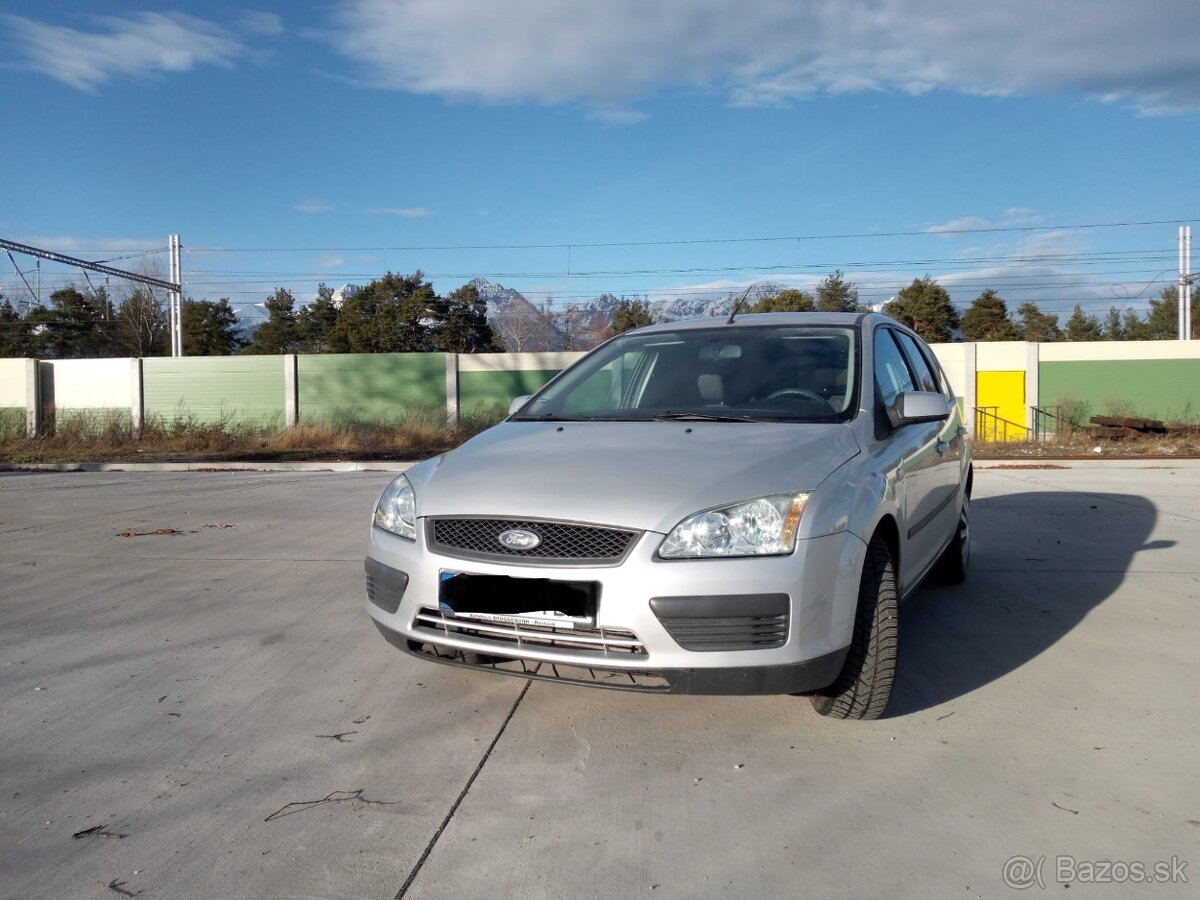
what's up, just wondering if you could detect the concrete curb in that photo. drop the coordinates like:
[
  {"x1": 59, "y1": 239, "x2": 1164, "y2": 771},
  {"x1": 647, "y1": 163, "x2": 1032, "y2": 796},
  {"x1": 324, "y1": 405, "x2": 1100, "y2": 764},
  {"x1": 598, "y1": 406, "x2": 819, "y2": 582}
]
[
  {"x1": 4, "y1": 457, "x2": 1199, "y2": 474},
  {"x1": 0, "y1": 461, "x2": 416, "y2": 473},
  {"x1": 975, "y1": 457, "x2": 1200, "y2": 469}
]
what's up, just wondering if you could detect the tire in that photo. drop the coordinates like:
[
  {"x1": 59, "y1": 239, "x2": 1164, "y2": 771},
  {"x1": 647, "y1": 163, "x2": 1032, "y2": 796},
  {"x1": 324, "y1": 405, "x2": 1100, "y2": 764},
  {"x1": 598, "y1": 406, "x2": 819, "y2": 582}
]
[
  {"x1": 810, "y1": 534, "x2": 898, "y2": 720},
  {"x1": 933, "y1": 492, "x2": 970, "y2": 584}
]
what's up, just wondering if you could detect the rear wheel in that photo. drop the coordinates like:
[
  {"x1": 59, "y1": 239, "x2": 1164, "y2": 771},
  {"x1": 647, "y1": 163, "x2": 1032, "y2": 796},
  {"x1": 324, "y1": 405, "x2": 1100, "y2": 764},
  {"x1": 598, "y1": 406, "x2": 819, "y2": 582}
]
[
  {"x1": 810, "y1": 534, "x2": 898, "y2": 720},
  {"x1": 933, "y1": 493, "x2": 970, "y2": 584}
]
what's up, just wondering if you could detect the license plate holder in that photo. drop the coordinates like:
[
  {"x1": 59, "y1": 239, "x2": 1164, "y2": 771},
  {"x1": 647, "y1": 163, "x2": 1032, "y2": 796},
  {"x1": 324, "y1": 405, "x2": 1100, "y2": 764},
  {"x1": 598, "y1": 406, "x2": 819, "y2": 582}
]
[{"x1": 439, "y1": 571, "x2": 597, "y2": 628}]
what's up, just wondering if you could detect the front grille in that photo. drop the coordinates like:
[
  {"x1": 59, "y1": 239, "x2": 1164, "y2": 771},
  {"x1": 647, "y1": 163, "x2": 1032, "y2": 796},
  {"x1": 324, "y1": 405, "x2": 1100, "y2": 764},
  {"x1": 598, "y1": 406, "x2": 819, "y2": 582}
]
[
  {"x1": 406, "y1": 641, "x2": 669, "y2": 692},
  {"x1": 427, "y1": 517, "x2": 640, "y2": 565},
  {"x1": 413, "y1": 606, "x2": 647, "y2": 657},
  {"x1": 658, "y1": 614, "x2": 789, "y2": 652}
]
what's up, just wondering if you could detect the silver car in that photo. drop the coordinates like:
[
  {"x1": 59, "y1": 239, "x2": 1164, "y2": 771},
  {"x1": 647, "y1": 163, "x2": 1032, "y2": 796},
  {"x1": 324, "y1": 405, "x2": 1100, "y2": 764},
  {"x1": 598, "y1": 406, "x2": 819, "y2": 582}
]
[{"x1": 365, "y1": 312, "x2": 971, "y2": 719}]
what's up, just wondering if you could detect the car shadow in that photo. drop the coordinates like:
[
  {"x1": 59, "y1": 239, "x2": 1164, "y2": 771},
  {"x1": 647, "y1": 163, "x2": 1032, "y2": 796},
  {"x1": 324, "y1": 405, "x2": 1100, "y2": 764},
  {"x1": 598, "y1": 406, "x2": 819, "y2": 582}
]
[{"x1": 887, "y1": 489, "x2": 1171, "y2": 717}]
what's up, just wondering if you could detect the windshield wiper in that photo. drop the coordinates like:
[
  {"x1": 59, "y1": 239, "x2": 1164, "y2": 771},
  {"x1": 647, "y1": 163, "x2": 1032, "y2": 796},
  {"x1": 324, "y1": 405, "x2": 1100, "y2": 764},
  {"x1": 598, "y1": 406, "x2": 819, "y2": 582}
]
[{"x1": 652, "y1": 411, "x2": 761, "y2": 423}]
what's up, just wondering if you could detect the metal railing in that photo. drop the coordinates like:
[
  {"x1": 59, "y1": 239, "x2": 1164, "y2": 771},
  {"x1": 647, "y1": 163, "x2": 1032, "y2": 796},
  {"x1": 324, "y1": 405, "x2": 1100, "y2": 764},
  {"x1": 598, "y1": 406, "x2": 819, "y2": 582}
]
[
  {"x1": 973, "y1": 406, "x2": 1028, "y2": 442},
  {"x1": 1031, "y1": 405, "x2": 1063, "y2": 441}
]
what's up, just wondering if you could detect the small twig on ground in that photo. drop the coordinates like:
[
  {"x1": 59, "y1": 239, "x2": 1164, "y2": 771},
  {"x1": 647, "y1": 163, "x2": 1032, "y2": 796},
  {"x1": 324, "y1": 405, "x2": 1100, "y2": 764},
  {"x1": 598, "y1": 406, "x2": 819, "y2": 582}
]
[
  {"x1": 264, "y1": 788, "x2": 403, "y2": 822},
  {"x1": 116, "y1": 528, "x2": 182, "y2": 538},
  {"x1": 102, "y1": 878, "x2": 137, "y2": 896},
  {"x1": 73, "y1": 825, "x2": 127, "y2": 839},
  {"x1": 935, "y1": 711, "x2": 955, "y2": 721},
  {"x1": 202, "y1": 523, "x2": 237, "y2": 529},
  {"x1": 265, "y1": 789, "x2": 357, "y2": 822},
  {"x1": 315, "y1": 731, "x2": 357, "y2": 742},
  {"x1": 352, "y1": 715, "x2": 370, "y2": 724},
  {"x1": 1052, "y1": 801, "x2": 1080, "y2": 815}
]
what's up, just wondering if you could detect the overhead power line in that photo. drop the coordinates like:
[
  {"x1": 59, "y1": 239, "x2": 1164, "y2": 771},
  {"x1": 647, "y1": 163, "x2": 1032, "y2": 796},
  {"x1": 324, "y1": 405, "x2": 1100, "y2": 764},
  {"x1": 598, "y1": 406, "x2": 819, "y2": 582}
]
[{"x1": 184, "y1": 217, "x2": 1197, "y2": 254}]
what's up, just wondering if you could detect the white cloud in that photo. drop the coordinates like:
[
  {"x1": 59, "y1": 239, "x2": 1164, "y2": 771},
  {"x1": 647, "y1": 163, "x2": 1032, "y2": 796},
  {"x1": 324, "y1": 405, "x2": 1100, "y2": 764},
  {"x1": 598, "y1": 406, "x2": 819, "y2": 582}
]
[
  {"x1": 926, "y1": 217, "x2": 998, "y2": 235},
  {"x1": 294, "y1": 200, "x2": 334, "y2": 214},
  {"x1": 18, "y1": 235, "x2": 164, "y2": 255},
  {"x1": 586, "y1": 106, "x2": 649, "y2": 125},
  {"x1": 364, "y1": 207, "x2": 431, "y2": 217},
  {"x1": 316, "y1": 256, "x2": 346, "y2": 268},
  {"x1": 331, "y1": 0, "x2": 1200, "y2": 113},
  {"x1": 237, "y1": 11, "x2": 284, "y2": 37},
  {"x1": 4, "y1": 12, "x2": 245, "y2": 92},
  {"x1": 926, "y1": 210, "x2": 1048, "y2": 235}
]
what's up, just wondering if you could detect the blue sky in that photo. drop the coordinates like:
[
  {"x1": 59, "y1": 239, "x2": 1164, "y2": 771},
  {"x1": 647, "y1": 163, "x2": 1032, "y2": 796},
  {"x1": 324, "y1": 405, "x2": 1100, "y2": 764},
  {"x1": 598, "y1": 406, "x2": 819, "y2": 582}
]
[{"x1": 1, "y1": 1, "x2": 1197, "y2": 325}]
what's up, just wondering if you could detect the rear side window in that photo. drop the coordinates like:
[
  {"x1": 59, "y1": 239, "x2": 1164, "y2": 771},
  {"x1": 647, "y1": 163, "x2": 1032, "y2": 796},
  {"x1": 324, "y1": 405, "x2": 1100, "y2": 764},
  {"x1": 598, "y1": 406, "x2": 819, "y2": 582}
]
[
  {"x1": 894, "y1": 332, "x2": 940, "y2": 394},
  {"x1": 873, "y1": 329, "x2": 915, "y2": 405}
]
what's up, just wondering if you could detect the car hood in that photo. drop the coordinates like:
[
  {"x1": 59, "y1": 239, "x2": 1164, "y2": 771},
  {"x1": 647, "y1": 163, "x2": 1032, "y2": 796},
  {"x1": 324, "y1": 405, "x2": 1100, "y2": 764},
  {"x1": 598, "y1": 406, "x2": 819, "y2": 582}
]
[{"x1": 409, "y1": 420, "x2": 860, "y2": 534}]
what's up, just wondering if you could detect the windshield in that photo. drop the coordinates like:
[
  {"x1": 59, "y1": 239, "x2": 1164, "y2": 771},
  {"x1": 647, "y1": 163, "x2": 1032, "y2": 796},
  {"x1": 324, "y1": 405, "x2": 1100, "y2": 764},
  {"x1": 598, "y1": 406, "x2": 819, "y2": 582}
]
[{"x1": 512, "y1": 324, "x2": 859, "y2": 423}]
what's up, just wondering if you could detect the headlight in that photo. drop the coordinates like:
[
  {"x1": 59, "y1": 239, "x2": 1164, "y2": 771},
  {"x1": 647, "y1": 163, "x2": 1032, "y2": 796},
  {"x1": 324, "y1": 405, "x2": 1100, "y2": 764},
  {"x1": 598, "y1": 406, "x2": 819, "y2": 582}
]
[
  {"x1": 373, "y1": 474, "x2": 417, "y2": 540},
  {"x1": 658, "y1": 493, "x2": 808, "y2": 559}
]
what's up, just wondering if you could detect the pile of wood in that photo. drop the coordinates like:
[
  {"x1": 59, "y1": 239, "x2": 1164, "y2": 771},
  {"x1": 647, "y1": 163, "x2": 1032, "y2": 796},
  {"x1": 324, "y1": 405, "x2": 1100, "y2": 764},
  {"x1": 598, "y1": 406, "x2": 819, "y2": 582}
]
[{"x1": 1089, "y1": 415, "x2": 1199, "y2": 440}]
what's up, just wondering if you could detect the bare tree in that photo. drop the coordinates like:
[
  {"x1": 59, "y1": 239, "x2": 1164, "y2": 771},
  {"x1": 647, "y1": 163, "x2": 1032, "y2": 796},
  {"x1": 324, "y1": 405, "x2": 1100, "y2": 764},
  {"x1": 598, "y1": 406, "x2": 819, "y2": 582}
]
[
  {"x1": 109, "y1": 261, "x2": 169, "y2": 357},
  {"x1": 556, "y1": 303, "x2": 590, "y2": 351}
]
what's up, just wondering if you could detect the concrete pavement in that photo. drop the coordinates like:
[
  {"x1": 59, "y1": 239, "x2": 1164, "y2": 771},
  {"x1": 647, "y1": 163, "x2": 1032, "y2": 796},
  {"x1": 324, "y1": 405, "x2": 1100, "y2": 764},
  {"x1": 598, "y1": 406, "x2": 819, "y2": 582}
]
[{"x1": 0, "y1": 467, "x2": 1197, "y2": 899}]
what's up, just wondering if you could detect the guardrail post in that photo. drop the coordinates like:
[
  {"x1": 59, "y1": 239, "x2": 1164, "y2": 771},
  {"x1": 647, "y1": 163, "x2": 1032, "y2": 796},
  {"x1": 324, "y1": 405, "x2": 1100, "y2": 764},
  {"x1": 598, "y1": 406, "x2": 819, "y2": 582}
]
[
  {"x1": 24, "y1": 358, "x2": 40, "y2": 438},
  {"x1": 1025, "y1": 342, "x2": 1040, "y2": 435},
  {"x1": 284, "y1": 354, "x2": 298, "y2": 427},
  {"x1": 131, "y1": 358, "x2": 144, "y2": 437},
  {"x1": 445, "y1": 354, "x2": 459, "y2": 427},
  {"x1": 963, "y1": 343, "x2": 977, "y2": 436}
]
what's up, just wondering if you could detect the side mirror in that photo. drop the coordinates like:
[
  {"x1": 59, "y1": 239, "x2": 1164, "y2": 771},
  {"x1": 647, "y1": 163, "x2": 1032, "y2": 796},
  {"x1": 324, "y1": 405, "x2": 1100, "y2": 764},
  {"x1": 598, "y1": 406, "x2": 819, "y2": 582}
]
[
  {"x1": 892, "y1": 390, "x2": 950, "y2": 426},
  {"x1": 507, "y1": 395, "x2": 532, "y2": 416}
]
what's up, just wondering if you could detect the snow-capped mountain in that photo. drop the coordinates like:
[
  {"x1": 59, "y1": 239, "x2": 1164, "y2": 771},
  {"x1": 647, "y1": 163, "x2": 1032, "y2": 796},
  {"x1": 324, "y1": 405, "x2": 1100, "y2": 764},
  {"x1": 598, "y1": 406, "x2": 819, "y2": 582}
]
[{"x1": 331, "y1": 283, "x2": 361, "y2": 309}]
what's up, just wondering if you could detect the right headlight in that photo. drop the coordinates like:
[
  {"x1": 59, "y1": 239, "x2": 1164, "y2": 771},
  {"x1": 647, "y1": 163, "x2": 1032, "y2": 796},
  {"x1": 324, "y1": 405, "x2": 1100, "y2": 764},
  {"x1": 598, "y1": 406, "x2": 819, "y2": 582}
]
[
  {"x1": 658, "y1": 492, "x2": 808, "y2": 559},
  {"x1": 373, "y1": 474, "x2": 417, "y2": 540}
]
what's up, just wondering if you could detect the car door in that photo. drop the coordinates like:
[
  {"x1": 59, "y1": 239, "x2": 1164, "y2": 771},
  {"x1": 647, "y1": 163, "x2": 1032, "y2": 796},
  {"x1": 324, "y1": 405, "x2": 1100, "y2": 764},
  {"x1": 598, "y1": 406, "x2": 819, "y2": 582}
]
[
  {"x1": 872, "y1": 326, "x2": 946, "y2": 589},
  {"x1": 893, "y1": 330, "x2": 962, "y2": 554}
]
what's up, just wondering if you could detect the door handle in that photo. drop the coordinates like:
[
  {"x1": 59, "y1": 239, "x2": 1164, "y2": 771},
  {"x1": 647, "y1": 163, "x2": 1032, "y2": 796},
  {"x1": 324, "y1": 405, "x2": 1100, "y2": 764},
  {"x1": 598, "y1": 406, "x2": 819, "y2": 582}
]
[{"x1": 936, "y1": 439, "x2": 949, "y2": 454}]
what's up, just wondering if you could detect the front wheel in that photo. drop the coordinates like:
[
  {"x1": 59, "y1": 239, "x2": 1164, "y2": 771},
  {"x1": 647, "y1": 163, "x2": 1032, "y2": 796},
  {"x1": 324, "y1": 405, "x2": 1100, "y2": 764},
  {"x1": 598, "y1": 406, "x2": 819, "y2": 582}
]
[{"x1": 810, "y1": 534, "x2": 898, "y2": 720}]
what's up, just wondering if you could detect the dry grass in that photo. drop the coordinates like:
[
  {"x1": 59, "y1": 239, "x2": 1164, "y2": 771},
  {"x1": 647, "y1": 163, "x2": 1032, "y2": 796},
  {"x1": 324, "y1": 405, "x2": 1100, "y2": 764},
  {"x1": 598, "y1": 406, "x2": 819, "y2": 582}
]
[
  {"x1": 976, "y1": 430, "x2": 1200, "y2": 458},
  {"x1": 6, "y1": 403, "x2": 1200, "y2": 464},
  {"x1": 0, "y1": 405, "x2": 505, "y2": 463}
]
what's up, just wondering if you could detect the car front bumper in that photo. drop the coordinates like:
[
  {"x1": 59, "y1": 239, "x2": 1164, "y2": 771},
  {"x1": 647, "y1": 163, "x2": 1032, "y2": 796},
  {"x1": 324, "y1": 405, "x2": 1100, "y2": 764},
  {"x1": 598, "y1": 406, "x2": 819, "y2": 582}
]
[{"x1": 365, "y1": 522, "x2": 865, "y2": 696}]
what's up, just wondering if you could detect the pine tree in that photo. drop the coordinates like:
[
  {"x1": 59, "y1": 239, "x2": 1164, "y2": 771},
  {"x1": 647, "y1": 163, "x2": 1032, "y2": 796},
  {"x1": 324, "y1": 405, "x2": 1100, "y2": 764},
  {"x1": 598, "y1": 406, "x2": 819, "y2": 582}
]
[
  {"x1": 245, "y1": 288, "x2": 299, "y2": 354},
  {"x1": 183, "y1": 298, "x2": 242, "y2": 355},
  {"x1": 751, "y1": 288, "x2": 815, "y2": 313},
  {"x1": 1102, "y1": 307, "x2": 1123, "y2": 341},
  {"x1": 34, "y1": 286, "x2": 112, "y2": 358},
  {"x1": 329, "y1": 272, "x2": 436, "y2": 353},
  {"x1": 0, "y1": 300, "x2": 34, "y2": 357},
  {"x1": 608, "y1": 298, "x2": 657, "y2": 336},
  {"x1": 815, "y1": 270, "x2": 860, "y2": 312},
  {"x1": 430, "y1": 283, "x2": 500, "y2": 353},
  {"x1": 960, "y1": 290, "x2": 1021, "y2": 341},
  {"x1": 296, "y1": 284, "x2": 341, "y2": 353},
  {"x1": 886, "y1": 276, "x2": 959, "y2": 343},
  {"x1": 1063, "y1": 305, "x2": 1102, "y2": 341},
  {"x1": 1017, "y1": 302, "x2": 1060, "y2": 342},
  {"x1": 1121, "y1": 308, "x2": 1149, "y2": 341}
]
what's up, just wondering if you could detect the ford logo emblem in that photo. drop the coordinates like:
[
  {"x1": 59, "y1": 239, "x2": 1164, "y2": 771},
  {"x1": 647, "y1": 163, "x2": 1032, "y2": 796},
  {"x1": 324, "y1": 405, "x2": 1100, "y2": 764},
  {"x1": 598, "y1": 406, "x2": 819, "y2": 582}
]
[{"x1": 498, "y1": 528, "x2": 541, "y2": 550}]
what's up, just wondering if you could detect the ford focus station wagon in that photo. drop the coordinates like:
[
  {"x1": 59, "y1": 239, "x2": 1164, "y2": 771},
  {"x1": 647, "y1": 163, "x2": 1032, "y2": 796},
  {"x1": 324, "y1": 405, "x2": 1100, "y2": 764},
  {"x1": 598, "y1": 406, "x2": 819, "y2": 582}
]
[{"x1": 366, "y1": 312, "x2": 971, "y2": 719}]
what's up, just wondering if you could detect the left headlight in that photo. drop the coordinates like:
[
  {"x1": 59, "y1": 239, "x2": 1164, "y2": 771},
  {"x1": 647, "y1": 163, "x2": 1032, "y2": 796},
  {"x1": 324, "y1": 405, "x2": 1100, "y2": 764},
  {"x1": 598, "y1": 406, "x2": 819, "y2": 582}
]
[
  {"x1": 373, "y1": 474, "x2": 417, "y2": 540},
  {"x1": 658, "y1": 493, "x2": 808, "y2": 559}
]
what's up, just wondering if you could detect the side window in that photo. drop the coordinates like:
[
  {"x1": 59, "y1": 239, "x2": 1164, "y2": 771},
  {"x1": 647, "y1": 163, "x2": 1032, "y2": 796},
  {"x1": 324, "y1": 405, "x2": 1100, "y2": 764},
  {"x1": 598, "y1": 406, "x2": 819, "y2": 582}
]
[
  {"x1": 894, "y1": 332, "x2": 940, "y2": 394},
  {"x1": 558, "y1": 348, "x2": 654, "y2": 413},
  {"x1": 873, "y1": 329, "x2": 915, "y2": 406}
]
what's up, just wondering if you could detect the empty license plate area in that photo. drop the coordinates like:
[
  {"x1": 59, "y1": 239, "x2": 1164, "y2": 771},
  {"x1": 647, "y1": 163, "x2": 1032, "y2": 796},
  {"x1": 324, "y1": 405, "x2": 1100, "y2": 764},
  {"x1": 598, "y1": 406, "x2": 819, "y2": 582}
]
[{"x1": 439, "y1": 571, "x2": 597, "y2": 627}]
